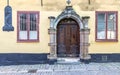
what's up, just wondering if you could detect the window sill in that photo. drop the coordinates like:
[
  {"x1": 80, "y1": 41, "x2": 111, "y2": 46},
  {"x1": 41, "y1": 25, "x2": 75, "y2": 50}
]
[
  {"x1": 96, "y1": 39, "x2": 118, "y2": 42},
  {"x1": 17, "y1": 40, "x2": 39, "y2": 43}
]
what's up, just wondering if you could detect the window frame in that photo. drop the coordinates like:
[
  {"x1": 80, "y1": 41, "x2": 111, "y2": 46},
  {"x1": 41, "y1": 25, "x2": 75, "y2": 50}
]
[
  {"x1": 17, "y1": 11, "x2": 39, "y2": 42},
  {"x1": 95, "y1": 11, "x2": 118, "y2": 42}
]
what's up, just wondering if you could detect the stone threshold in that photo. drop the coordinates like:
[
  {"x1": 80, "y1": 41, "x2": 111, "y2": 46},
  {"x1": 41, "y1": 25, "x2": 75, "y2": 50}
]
[{"x1": 56, "y1": 58, "x2": 80, "y2": 64}]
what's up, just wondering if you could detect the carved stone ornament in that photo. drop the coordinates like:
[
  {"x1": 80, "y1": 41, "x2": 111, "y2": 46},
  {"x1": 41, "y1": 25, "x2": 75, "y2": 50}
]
[
  {"x1": 53, "y1": 6, "x2": 83, "y2": 29},
  {"x1": 3, "y1": 5, "x2": 14, "y2": 31}
]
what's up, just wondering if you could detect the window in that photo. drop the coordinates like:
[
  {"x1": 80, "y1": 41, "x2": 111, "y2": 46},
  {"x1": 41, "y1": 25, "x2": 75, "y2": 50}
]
[
  {"x1": 96, "y1": 11, "x2": 118, "y2": 41},
  {"x1": 17, "y1": 11, "x2": 39, "y2": 42}
]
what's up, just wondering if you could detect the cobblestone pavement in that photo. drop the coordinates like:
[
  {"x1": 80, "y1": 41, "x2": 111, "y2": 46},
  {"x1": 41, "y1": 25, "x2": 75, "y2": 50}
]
[{"x1": 0, "y1": 63, "x2": 120, "y2": 75}]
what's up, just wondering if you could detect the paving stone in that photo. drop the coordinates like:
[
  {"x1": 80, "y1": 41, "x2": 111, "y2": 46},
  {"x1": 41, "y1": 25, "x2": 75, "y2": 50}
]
[
  {"x1": 97, "y1": 71, "x2": 120, "y2": 75},
  {"x1": 0, "y1": 63, "x2": 120, "y2": 75},
  {"x1": 86, "y1": 65, "x2": 100, "y2": 71}
]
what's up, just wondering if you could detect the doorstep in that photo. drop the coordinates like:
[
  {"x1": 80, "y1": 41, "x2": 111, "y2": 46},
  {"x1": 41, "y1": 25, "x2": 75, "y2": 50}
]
[{"x1": 56, "y1": 58, "x2": 81, "y2": 64}]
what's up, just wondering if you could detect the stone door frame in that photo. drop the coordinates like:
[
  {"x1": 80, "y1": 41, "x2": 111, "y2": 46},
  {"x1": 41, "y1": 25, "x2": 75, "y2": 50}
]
[{"x1": 48, "y1": 6, "x2": 91, "y2": 62}]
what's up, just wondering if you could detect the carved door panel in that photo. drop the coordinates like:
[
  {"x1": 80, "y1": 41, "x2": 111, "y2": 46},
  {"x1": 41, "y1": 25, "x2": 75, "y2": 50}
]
[
  {"x1": 57, "y1": 25, "x2": 66, "y2": 55},
  {"x1": 57, "y1": 19, "x2": 80, "y2": 57},
  {"x1": 69, "y1": 25, "x2": 80, "y2": 56}
]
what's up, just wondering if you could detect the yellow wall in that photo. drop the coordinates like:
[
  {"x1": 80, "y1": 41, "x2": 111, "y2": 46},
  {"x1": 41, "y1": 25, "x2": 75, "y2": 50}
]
[
  {"x1": 0, "y1": 0, "x2": 120, "y2": 54},
  {"x1": 0, "y1": 0, "x2": 50, "y2": 53}
]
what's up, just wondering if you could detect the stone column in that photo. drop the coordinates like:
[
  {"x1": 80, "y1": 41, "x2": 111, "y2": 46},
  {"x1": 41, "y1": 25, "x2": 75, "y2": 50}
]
[
  {"x1": 81, "y1": 29, "x2": 91, "y2": 59},
  {"x1": 47, "y1": 16, "x2": 57, "y2": 60},
  {"x1": 80, "y1": 16, "x2": 91, "y2": 62},
  {"x1": 80, "y1": 29, "x2": 84, "y2": 59}
]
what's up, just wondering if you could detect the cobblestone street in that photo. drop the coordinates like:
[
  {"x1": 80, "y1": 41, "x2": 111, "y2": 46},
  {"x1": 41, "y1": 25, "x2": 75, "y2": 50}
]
[{"x1": 0, "y1": 63, "x2": 120, "y2": 75}]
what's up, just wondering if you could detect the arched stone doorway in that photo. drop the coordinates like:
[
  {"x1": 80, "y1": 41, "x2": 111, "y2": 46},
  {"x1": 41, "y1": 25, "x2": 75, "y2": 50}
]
[
  {"x1": 57, "y1": 18, "x2": 80, "y2": 57},
  {"x1": 48, "y1": 6, "x2": 91, "y2": 63}
]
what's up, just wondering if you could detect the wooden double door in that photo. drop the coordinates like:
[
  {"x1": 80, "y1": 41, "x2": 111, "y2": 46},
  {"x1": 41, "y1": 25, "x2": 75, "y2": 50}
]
[{"x1": 57, "y1": 18, "x2": 80, "y2": 57}]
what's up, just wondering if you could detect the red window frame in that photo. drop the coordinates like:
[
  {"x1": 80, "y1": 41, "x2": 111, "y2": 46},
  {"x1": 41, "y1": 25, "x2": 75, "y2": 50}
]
[
  {"x1": 95, "y1": 11, "x2": 118, "y2": 42},
  {"x1": 17, "y1": 11, "x2": 39, "y2": 42}
]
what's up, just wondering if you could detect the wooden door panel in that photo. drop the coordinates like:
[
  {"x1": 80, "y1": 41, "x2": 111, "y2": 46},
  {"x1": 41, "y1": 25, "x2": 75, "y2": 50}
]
[
  {"x1": 70, "y1": 25, "x2": 79, "y2": 55},
  {"x1": 57, "y1": 25, "x2": 66, "y2": 54},
  {"x1": 57, "y1": 19, "x2": 80, "y2": 57},
  {"x1": 65, "y1": 25, "x2": 71, "y2": 54}
]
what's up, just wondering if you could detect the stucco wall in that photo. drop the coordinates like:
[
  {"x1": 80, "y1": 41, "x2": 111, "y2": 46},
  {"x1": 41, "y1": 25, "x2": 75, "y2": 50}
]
[
  {"x1": 0, "y1": 0, "x2": 50, "y2": 53},
  {"x1": 0, "y1": 0, "x2": 120, "y2": 54}
]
